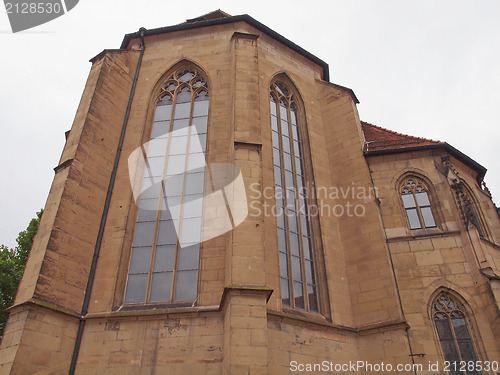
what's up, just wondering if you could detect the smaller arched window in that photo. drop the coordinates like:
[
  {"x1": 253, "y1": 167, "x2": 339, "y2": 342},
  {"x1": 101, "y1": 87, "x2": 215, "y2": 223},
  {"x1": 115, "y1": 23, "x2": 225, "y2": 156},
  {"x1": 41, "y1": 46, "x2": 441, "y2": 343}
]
[
  {"x1": 400, "y1": 176, "x2": 436, "y2": 230},
  {"x1": 432, "y1": 292, "x2": 480, "y2": 375}
]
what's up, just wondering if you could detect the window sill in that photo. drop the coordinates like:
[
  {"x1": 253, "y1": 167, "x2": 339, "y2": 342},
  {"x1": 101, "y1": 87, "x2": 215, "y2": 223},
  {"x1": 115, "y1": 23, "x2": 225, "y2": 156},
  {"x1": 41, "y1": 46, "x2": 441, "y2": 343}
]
[
  {"x1": 386, "y1": 227, "x2": 461, "y2": 243},
  {"x1": 85, "y1": 303, "x2": 221, "y2": 319},
  {"x1": 268, "y1": 309, "x2": 408, "y2": 334}
]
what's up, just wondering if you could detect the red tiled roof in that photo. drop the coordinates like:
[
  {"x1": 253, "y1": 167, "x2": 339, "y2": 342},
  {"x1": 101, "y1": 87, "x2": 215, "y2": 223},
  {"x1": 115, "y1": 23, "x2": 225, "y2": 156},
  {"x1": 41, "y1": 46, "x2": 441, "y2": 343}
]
[{"x1": 361, "y1": 121, "x2": 444, "y2": 151}]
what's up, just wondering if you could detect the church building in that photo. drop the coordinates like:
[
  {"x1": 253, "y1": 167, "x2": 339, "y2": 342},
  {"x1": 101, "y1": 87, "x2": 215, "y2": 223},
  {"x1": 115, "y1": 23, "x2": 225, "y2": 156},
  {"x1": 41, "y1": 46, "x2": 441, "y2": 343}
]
[{"x1": 1, "y1": 10, "x2": 499, "y2": 374}]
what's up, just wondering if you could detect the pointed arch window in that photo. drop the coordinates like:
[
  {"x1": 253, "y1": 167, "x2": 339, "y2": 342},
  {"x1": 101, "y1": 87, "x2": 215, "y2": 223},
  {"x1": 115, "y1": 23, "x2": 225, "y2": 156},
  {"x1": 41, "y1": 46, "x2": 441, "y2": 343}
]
[
  {"x1": 400, "y1": 176, "x2": 436, "y2": 230},
  {"x1": 270, "y1": 79, "x2": 318, "y2": 312},
  {"x1": 432, "y1": 292, "x2": 480, "y2": 375},
  {"x1": 124, "y1": 67, "x2": 209, "y2": 304}
]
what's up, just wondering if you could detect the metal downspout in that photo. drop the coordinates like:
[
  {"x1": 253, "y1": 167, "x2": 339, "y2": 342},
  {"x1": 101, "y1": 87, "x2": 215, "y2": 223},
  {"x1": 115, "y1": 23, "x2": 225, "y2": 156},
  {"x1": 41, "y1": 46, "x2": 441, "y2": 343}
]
[
  {"x1": 68, "y1": 27, "x2": 146, "y2": 375},
  {"x1": 365, "y1": 157, "x2": 419, "y2": 375}
]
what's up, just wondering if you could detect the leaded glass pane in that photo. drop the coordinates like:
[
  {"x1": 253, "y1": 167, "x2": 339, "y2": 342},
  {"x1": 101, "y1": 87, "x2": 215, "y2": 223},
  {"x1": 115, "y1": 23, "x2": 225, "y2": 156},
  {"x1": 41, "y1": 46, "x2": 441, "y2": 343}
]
[
  {"x1": 305, "y1": 260, "x2": 314, "y2": 285},
  {"x1": 279, "y1": 102, "x2": 287, "y2": 120},
  {"x1": 149, "y1": 272, "x2": 172, "y2": 302},
  {"x1": 151, "y1": 120, "x2": 170, "y2": 138},
  {"x1": 140, "y1": 182, "x2": 161, "y2": 201},
  {"x1": 278, "y1": 228, "x2": 286, "y2": 252},
  {"x1": 271, "y1": 115, "x2": 278, "y2": 131},
  {"x1": 273, "y1": 148, "x2": 280, "y2": 166},
  {"x1": 281, "y1": 278, "x2": 290, "y2": 305},
  {"x1": 421, "y1": 207, "x2": 436, "y2": 227},
  {"x1": 402, "y1": 193, "x2": 416, "y2": 208},
  {"x1": 180, "y1": 217, "x2": 202, "y2": 244},
  {"x1": 291, "y1": 256, "x2": 302, "y2": 282},
  {"x1": 270, "y1": 98, "x2": 277, "y2": 115},
  {"x1": 288, "y1": 213, "x2": 298, "y2": 233},
  {"x1": 168, "y1": 136, "x2": 188, "y2": 155},
  {"x1": 193, "y1": 101, "x2": 209, "y2": 117},
  {"x1": 192, "y1": 134, "x2": 206, "y2": 152},
  {"x1": 274, "y1": 166, "x2": 282, "y2": 186},
  {"x1": 129, "y1": 247, "x2": 152, "y2": 274},
  {"x1": 293, "y1": 140, "x2": 300, "y2": 156},
  {"x1": 191, "y1": 116, "x2": 208, "y2": 134},
  {"x1": 171, "y1": 118, "x2": 190, "y2": 135},
  {"x1": 182, "y1": 194, "x2": 203, "y2": 218},
  {"x1": 282, "y1": 135, "x2": 291, "y2": 153},
  {"x1": 284, "y1": 170, "x2": 294, "y2": 188},
  {"x1": 157, "y1": 220, "x2": 178, "y2": 245},
  {"x1": 153, "y1": 245, "x2": 176, "y2": 272},
  {"x1": 154, "y1": 105, "x2": 172, "y2": 122},
  {"x1": 178, "y1": 71, "x2": 194, "y2": 82},
  {"x1": 147, "y1": 138, "x2": 168, "y2": 157},
  {"x1": 145, "y1": 157, "x2": 165, "y2": 178},
  {"x1": 195, "y1": 90, "x2": 208, "y2": 101},
  {"x1": 290, "y1": 232, "x2": 300, "y2": 256},
  {"x1": 406, "y1": 208, "x2": 421, "y2": 229},
  {"x1": 178, "y1": 243, "x2": 200, "y2": 270},
  {"x1": 185, "y1": 173, "x2": 205, "y2": 195},
  {"x1": 137, "y1": 204, "x2": 157, "y2": 223},
  {"x1": 133, "y1": 222, "x2": 156, "y2": 247},
  {"x1": 277, "y1": 209, "x2": 285, "y2": 229},
  {"x1": 291, "y1": 110, "x2": 297, "y2": 126},
  {"x1": 283, "y1": 152, "x2": 292, "y2": 171},
  {"x1": 302, "y1": 236, "x2": 312, "y2": 260},
  {"x1": 175, "y1": 270, "x2": 198, "y2": 300},
  {"x1": 174, "y1": 102, "x2": 191, "y2": 119},
  {"x1": 165, "y1": 155, "x2": 186, "y2": 176},
  {"x1": 187, "y1": 152, "x2": 205, "y2": 170},
  {"x1": 415, "y1": 191, "x2": 430, "y2": 206},
  {"x1": 295, "y1": 156, "x2": 302, "y2": 175},
  {"x1": 281, "y1": 119, "x2": 289, "y2": 136},
  {"x1": 272, "y1": 131, "x2": 280, "y2": 148},
  {"x1": 308, "y1": 285, "x2": 318, "y2": 312},
  {"x1": 293, "y1": 281, "x2": 304, "y2": 308},
  {"x1": 176, "y1": 87, "x2": 191, "y2": 103},
  {"x1": 279, "y1": 252, "x2": 288, "y2": 278},
  {"x1": 124, "y1": 274, "x2": 148, "y2": 304},
  {"x1": 435, "y1": 319, "x2": 453, "y2": 340}
]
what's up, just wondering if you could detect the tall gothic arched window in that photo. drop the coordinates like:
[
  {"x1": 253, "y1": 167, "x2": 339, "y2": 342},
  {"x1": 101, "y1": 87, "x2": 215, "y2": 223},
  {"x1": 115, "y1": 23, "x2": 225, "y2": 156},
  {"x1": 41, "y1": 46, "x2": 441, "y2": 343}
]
[
  {"x1": 432, "y1": 292, "x2": 480, "y2": 375},
  {"x1": 270, "y1": 78, "x2": 318, "y2": 312},
  {"x1": 400, "y1": 176, "x2": 436, "y2": 230},
  {"x1": 124, "y1": 67, "x2": 209, "y2": 304}
]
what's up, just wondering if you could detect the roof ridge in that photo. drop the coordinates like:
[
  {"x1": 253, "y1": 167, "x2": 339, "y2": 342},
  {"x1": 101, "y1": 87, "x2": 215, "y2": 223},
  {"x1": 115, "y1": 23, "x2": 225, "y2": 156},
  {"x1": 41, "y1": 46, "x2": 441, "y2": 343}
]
[{"x1": 185, "y1": 10, "x2": 232, "y2": 23}]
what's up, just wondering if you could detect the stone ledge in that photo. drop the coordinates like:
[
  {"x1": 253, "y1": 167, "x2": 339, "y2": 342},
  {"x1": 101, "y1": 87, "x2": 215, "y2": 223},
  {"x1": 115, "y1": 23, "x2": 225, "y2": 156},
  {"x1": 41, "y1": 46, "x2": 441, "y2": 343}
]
[
  {"x1": 386, "y1": 228, "x2": 461, "y2": 243},
  {"x1": 84, "y1": 305, "x2": 221, "y2": 319},
  {"x1": 7, "y1": 298, "x2": 81, "y2": 319},
  {"x1": 268, "y1": 309, "x2": 408, "y2": 335}
]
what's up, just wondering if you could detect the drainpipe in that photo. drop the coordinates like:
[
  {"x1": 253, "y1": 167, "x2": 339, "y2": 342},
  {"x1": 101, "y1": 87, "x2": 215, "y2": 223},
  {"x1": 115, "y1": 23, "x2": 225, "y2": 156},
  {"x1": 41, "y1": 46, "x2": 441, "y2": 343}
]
[
  {"x1": 365, "y1": 157, "x2": 418, "y2": 375},
  {"x1": 68, "y1": 27, "x2": 146, "y2": 375}
]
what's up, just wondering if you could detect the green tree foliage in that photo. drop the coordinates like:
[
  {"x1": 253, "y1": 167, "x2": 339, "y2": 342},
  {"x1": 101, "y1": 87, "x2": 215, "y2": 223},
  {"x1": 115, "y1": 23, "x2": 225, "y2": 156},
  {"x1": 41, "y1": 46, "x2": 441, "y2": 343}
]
[{"x1": 0, "y1": 210, "x2": 42, "y2": 339}]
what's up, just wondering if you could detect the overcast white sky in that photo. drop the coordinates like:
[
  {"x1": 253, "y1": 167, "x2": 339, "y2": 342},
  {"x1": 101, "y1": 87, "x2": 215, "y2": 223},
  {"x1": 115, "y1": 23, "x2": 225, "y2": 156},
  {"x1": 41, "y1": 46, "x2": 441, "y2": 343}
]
[{"x1": 0, "y1": 0, "x2": 499, "y2": 248}]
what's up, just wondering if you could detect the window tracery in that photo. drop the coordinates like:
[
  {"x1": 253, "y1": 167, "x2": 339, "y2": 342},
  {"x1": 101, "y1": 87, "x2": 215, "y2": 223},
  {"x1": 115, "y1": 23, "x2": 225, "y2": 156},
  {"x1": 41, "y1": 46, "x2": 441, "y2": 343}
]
[
  {"x1": 400, "y1": 176, "x2": 436, "y2": 229},
  {"x1": 432, "y1": 292, "x2": 480, "y2": 375}
]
